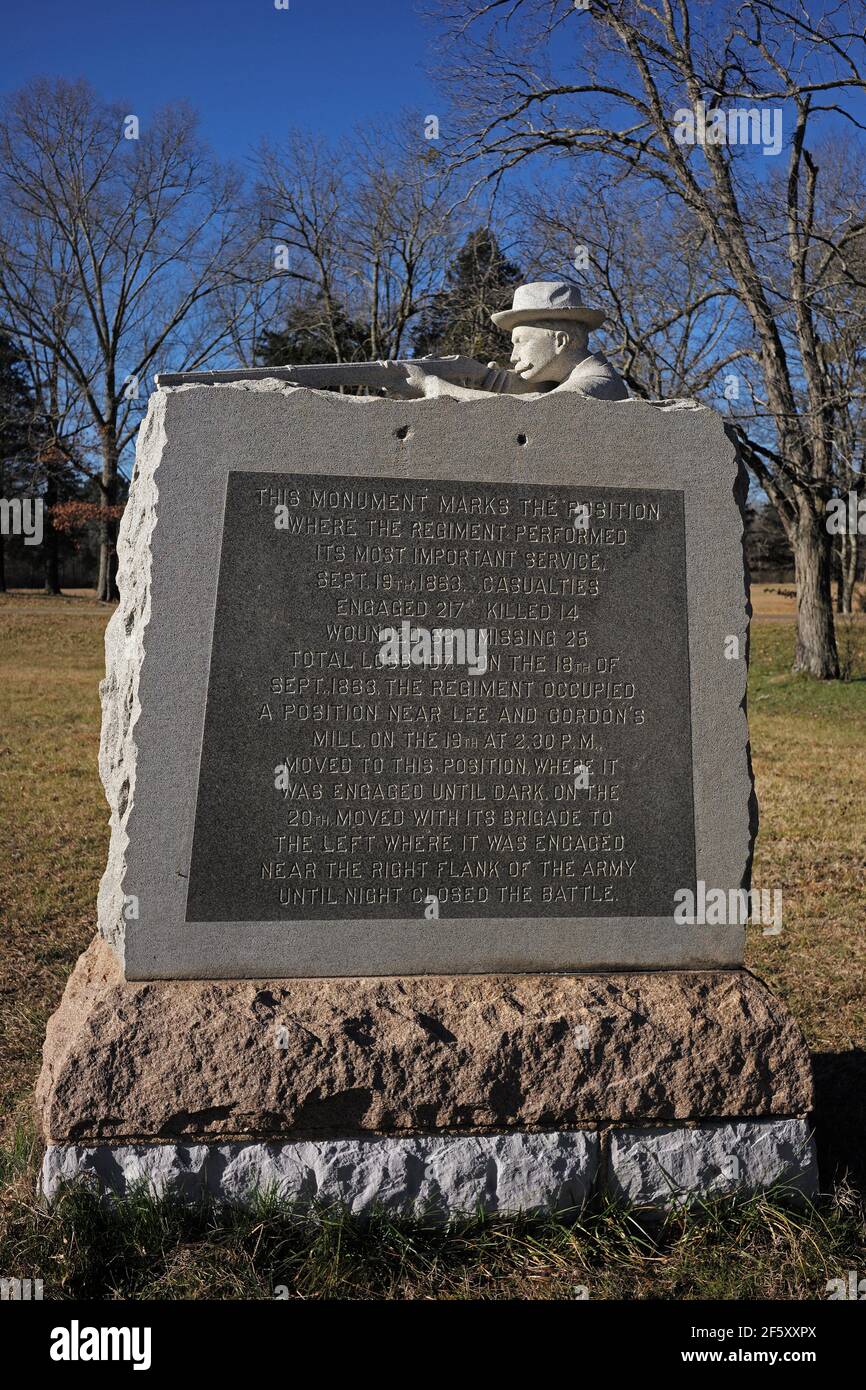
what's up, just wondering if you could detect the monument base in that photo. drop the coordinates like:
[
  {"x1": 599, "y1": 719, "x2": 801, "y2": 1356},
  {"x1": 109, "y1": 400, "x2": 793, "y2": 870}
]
[
  {"x1": 42, "y1": 1121, "x2": 816, "y2": 1216},
  {"x1": 36, "y1": 936, "x2": 817, "y2": 1212}
]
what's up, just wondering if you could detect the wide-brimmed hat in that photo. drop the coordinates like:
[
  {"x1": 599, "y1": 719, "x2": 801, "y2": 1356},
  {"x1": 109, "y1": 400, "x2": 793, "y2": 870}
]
[{"x1": 491, "y1": 280, "x2": 606, "y2": 331}]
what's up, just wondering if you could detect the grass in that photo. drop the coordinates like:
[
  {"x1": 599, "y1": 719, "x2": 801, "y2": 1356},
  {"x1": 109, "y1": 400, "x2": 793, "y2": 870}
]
[
  {"x1": 0, "y1": 592, "x2": 107, "y2": 1127},
  {"x1": 0, "y1": 588, "x2": 864, "y2": 1299},
  {"x1": 1, "y1": 1127, "x2": 862, "y2": 1301},
  {"x1": 746, "y1": 619, "x2": 866, "y2": 1196}
]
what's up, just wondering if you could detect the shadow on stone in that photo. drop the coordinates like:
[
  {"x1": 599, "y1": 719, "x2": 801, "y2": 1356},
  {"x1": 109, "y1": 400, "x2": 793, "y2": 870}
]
[{"x1": 290, "y1": 1087, "x2": 374, "y2": 1134}]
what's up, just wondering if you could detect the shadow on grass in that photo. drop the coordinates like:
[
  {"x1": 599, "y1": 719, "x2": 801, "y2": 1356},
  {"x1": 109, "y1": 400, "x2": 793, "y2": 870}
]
[{"x1": 813, "y1": 1048, "x2": 866, "y2": 1193}]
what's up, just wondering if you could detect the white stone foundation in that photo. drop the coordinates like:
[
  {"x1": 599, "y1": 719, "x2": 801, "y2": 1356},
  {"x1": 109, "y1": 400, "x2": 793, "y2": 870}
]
[
  {"x1": 42, "y1": 1119, "x2": 817, "y2": 1216},
  {"x1": 607, "y1": 1118, "x2": 818, "y2": 1208}
]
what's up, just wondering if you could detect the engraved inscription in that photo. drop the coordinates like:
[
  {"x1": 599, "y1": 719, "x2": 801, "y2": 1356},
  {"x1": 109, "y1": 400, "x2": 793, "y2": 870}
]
[{"x1": 186, "y1": 472, "x2": 695, "y2": 920}]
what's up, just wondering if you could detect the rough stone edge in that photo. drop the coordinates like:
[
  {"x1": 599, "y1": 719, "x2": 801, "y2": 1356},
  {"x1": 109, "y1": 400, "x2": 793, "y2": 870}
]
[
  {"x1": 35, "y1": 934, "x2": 815, "y2": 1144},
  {"x1": 40, "y1": 1120, "x2": 816, "y2": 1214},
  {"x1": 96, "y1": 390, "x2": 165, "y2": 964},
  {"x1": 604, "y1": 1117, "x2": 818, "y2": 1209},
  {"x1": 41, "y1": 1131, "x2": 600, "y2": 1217},
  {"x1": 728, "y1": 422, "x2": 760, "y2": 889},
  {"x1": 164, "y1": 376, "x2": 704, "y2": 411}
]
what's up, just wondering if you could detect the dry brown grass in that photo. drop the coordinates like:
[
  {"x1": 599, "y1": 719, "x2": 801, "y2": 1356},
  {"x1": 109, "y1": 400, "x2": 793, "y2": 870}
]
[
  {"x1": 0, "y1": 589, "x2": 864, "y2": 1299},
  {"x1": 745, "y1": 620, "x2": 866, "y2": 1190},
  {"x1": 0, "y1": 591, "x2": 108, "y2": 1126}
]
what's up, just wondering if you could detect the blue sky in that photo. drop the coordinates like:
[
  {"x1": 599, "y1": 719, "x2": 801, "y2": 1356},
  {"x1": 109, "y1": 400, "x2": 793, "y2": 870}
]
[{"x1": 0, "y1": 0, "x2": 439, "y2": 158}]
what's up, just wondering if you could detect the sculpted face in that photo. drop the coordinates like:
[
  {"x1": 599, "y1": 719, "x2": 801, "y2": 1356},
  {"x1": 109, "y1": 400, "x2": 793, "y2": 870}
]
[{"x1": 509, "y1": 321, "x2": 588, "y2": 385}]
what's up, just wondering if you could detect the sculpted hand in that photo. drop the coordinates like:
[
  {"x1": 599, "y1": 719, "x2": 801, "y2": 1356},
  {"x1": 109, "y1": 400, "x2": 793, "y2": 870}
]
[{"x1": 402, "y1": 361, "x2": 440, "y2": 397}]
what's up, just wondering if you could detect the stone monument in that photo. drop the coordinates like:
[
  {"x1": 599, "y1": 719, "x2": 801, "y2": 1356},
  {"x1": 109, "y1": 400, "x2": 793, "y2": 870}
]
[{"x1": 37, "y1": 282, "x2": 815, "y2": 1214}]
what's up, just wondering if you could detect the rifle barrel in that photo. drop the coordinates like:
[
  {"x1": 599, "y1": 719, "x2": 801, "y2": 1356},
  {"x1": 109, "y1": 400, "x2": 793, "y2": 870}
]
[{"x1": 155, "y1": 363, "x2": 400, "y2": 388}]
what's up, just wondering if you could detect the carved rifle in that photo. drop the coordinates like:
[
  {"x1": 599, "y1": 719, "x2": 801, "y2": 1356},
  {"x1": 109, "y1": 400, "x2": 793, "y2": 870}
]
[{"x1": 155, "y1": 355, "x2": 533, "y2": 397}]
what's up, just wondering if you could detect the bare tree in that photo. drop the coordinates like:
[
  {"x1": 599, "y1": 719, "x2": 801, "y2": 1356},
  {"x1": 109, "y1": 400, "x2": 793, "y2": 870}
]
[
  {"x1": 523, "y1": 183, "x2": 748, "y2": 399},
  {"x1": 0, "y1": 332, "x2": 38, "y2": 592},
  {"x1": 434, "y1": 0, "x2": 866, "y2": 677},
  {"x1": 255, "y1": 124, "x2": 462, "y2": 363},
  {"x1": 0, "y1": 78, "x2": 261, "y2": 600},
  {"x1": 536, "y1": 160, "x2": 866, "y2": 612},
  {"x1": 816, "y1": 206, "x2": 866, "y2": 613},
  {"x1": 347, "y1": 128, "x2": 463, "y2": 358},
  {"x1": 255, "y1": 134, "x2": 353, "y2": 362}
]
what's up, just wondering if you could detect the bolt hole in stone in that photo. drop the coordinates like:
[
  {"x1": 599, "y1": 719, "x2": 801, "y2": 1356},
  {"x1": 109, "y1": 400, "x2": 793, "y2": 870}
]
[
  {"x1": 517, "y1": 433, "x2": 528, "y2": 446},
  {"x1": 395, "y1": 425, "x2": 410, "y2": 441}
]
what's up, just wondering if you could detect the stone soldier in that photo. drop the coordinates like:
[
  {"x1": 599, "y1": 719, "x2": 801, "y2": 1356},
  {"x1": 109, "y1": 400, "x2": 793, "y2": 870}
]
[
  {"x1": 155, "y1": 281, "x2": 628, "y2": 403},
  {"x1": 404, "y1": 280, "x2": 628, "y2": 402}
]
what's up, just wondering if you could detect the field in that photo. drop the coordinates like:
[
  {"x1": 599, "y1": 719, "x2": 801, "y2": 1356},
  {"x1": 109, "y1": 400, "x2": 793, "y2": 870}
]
[{"x1": 0, "y1": 584, "x2": 864, "y2": 1300}]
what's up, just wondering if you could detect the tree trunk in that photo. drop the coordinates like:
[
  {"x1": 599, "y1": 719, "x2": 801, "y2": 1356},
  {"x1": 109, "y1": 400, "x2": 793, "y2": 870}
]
[
  {"x1": 96, "y1": 518, "x2": 119, "y2": 602},
  {"x1": 96, "y1": 427, "x2": 119, "y2": 602},
  {"x1": 43, "y1": 474, "x2": 61, "y2": 595},
  {"x1": 44, "y1": 534, "x2": 60, "y2": 594},
  {"x1": 840, "y1": 528, "x2": 857, "y2": 616},
  {"x1": 792, "y1": 509, "x2": 840, "y2": 678},
  {"x1": 835, "y1": 529, "x2": 848, "y2": 614}
]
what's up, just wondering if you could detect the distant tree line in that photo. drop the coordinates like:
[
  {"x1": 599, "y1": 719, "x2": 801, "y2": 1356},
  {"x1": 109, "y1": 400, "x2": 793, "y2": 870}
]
[{"x1": 0, "y1": 83, "x2": 525, "y2": 595}]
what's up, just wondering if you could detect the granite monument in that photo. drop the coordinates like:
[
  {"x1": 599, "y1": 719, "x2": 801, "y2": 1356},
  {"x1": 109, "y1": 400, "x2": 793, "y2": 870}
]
[{"x1": 37, "y1": 281, "x2": 816, "y2": 1214}]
